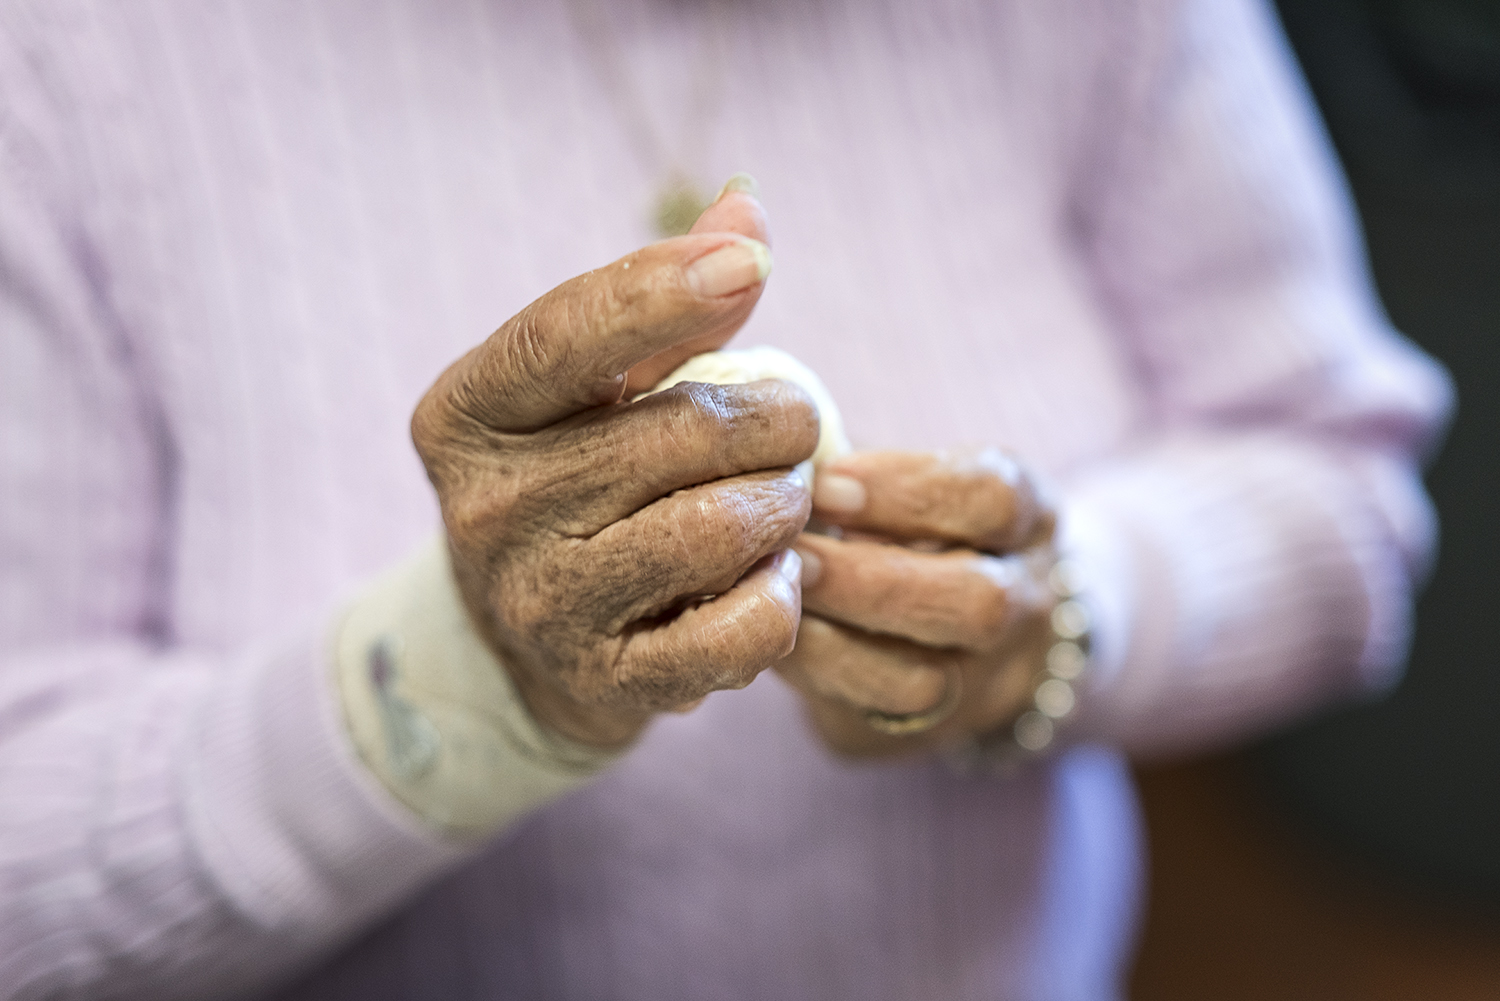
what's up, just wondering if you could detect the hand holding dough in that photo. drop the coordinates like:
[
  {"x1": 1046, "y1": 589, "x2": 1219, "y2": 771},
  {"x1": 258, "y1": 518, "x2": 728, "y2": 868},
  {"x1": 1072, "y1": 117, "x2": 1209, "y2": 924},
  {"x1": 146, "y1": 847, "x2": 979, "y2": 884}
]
[{"x1": 645, "y1": 346, "x2": 851, "y2": 485}]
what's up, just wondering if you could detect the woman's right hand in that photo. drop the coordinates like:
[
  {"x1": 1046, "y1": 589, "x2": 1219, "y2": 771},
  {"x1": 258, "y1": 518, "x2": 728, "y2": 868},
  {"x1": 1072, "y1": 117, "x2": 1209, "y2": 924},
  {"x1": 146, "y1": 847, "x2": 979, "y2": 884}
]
[{"x1": 411, "y1": 185, "x2": 817, "y2": 750}]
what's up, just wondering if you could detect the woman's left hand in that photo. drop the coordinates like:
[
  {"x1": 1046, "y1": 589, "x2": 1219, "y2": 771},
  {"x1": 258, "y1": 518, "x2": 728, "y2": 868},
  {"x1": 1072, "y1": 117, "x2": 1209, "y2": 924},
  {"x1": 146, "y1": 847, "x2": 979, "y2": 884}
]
[{"x1": 775, "y1": 447, "x2": 1061, "y2": 757}]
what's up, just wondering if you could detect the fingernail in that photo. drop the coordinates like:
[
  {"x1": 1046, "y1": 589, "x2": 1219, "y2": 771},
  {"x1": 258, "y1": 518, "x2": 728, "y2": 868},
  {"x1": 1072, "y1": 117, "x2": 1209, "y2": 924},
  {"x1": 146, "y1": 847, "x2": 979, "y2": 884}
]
[
  {"x1": 815, "y1": 473, "x2": 866, "y2": 514},
  {"x1": 794, "y1": 546, "x2": 822, "y2": 588},
  {"x1": 685, "y1": 239, "x2": 772, "y2": 298},
  {"x1": 715, "y1": 172, "x2": 760, "y2": 202}
]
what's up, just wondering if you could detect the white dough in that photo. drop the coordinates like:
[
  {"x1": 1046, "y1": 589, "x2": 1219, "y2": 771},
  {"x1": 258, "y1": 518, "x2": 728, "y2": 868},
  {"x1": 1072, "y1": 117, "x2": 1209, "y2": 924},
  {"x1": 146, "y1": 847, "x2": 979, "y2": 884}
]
[{"x1": 644, "y1": 346, "x2": 851, "y2": 483}]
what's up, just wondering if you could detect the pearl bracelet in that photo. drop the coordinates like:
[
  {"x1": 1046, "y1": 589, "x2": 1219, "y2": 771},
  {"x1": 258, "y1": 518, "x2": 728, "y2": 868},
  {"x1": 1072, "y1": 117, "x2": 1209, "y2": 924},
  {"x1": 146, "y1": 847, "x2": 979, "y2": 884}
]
[{"x1": 947, "y1": 556, "x2": 1091, "y2": 774}]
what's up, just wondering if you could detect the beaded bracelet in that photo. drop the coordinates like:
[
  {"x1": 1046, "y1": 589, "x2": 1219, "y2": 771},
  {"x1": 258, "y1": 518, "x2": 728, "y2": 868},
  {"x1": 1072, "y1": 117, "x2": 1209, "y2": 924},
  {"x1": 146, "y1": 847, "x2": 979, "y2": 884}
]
[{"x1": 947, "y1": 556, "x2": 1091, "y2": 774}]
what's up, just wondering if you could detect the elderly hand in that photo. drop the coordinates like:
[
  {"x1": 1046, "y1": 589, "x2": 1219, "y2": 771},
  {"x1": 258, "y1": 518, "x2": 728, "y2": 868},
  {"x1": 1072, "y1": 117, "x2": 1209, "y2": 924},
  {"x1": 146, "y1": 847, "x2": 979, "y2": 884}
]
[
  {"x1": 412, "y1": 185, "x2": 817, "y2": 750},
  {"x1": 776, "y1": 448, "x2": 1061, "y2": 758}
]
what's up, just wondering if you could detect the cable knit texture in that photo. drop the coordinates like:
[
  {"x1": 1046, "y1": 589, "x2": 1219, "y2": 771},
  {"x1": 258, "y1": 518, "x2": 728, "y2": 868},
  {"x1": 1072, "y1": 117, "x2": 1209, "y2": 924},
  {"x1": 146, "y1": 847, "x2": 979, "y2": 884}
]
[{"x1": 0, "y1": 0, "x2": 1450, "y2": 999}]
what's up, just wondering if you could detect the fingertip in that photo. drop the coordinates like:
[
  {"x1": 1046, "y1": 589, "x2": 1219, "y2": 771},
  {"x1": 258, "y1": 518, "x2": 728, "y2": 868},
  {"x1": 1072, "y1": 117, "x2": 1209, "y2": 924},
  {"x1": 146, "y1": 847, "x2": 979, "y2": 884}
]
[
  {"x1": 690, "y1": 172, "x2": 770, "y2": 243},
  {"x1": 716, "y1": 172, "x2": 761, "y2": 202},
  {"x1": 814, "y1": 472, "x2": 867, "y2": 515},
  {"x1": 677, "y1": 555, "x2": 800, "y2": 674},
  {"x1": 793, "y1": 544, "x2": 822, "y2": 589}
]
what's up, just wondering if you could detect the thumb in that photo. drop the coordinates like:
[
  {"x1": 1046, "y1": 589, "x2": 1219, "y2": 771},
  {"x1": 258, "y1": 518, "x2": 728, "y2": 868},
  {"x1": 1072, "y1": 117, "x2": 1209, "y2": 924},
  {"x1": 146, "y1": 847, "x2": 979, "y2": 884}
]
[
  {"x1": 689, "y1": 173, "x2": 770, "y2": 244},
  {"x1": 623, "y1": 173, "x2": 773, "y2": 394},
  {"x1": 425, "y1": 227, "x2": 771, "y2": 436}
]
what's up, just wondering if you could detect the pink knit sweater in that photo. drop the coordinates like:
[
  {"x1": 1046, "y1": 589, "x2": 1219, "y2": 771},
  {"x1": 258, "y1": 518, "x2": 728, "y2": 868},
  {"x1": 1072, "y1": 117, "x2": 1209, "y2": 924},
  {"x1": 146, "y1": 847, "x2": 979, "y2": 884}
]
[{"x1": 0, "y1": 0, "x2": 1450, "y2": 998}]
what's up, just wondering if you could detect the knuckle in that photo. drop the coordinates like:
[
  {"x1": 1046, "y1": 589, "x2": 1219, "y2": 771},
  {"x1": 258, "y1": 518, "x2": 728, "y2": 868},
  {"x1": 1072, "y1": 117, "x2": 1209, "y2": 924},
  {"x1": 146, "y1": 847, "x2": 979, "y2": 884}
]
[
  {"x1": 859, "y1": 556, "x2": 915, "y2": 616},
  {"x1": 931, "y1": 447, "x2": 1025, "y2": 550},
  {"x1": 696, "y1": 479, "x2": 802, "y2": 560},
  {"x1": 442, "y1": 478, "x2": 522, "y2": 544},
  {"x1": 663, "y1": 384, "x2": 738, "y2": 447},
  {"x1": 410, "y1": 368, "x2": 481, "y2": 480},
  {"x1": 681, "y1": 380, "x2": 738, "y2": 422},
  {"x1": 409, "y1": 392, "x2": 448, "y2": 459},
  {"x1": 667, "y1": 380, "x2": 821, "y2": 467},
  {"x1": 661, "y1": 381, "x2": 740, "y2": 444},
  {"x1": 697, "y1": 490, "x2": 759, "y2": 557},
  {"x1": 760, "y1": 476, "x2": 815, "y2": 542},
  {"x1": 482, "y1": 289, "x2": 624, "y2": 426}
]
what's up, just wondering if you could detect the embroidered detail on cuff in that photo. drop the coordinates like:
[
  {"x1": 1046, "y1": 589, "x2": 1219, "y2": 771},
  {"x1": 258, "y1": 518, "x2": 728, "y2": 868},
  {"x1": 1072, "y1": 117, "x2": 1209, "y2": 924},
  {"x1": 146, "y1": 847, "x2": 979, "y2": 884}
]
[{"x1": 333, "y1": 535, "x2": 620, "y2": 840}]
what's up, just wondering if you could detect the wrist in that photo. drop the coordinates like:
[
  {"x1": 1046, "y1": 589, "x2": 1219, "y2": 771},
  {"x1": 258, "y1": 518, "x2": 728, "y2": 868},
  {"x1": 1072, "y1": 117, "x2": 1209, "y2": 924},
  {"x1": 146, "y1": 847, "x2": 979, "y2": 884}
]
[
  {"x1": 446, "y1": 553, "x2": 655, "y2": 751},
  {"x1": 947, "y1": 555, "x2": 1094, "y2": 774},
  {"x1": 503, "y1": 665, "x2": 653, "y2": 751},
  {"x1": 334, "y1": 535, "x2": 624, "y2": 839}
]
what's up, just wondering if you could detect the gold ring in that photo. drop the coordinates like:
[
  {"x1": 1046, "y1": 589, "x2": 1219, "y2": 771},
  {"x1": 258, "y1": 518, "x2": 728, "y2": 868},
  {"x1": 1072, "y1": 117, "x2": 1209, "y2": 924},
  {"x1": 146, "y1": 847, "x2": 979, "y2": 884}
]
[{"x1": 862, "y1": 666, "x2": 962, "y2": 736}]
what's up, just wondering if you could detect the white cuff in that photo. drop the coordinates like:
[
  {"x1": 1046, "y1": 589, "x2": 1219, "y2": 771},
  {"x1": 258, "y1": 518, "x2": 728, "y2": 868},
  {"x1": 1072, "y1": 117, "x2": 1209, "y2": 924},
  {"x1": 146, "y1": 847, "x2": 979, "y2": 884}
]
[{"x1": 334, "y1": 535, "x2": 621, "y2": 840}]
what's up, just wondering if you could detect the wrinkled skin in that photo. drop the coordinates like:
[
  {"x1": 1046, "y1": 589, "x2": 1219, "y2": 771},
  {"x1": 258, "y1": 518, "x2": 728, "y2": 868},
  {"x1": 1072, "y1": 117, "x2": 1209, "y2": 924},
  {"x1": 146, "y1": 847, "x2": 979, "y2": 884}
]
[
  {"x1": 778, "y1": 448, "x2": 1062, "y2": 758},
  {"x1": 412, "y1": 190, "x2": 818, "y2": 749},
  {"x1": 413, "y1": 188, "x2": 1059, "y2": 758}
]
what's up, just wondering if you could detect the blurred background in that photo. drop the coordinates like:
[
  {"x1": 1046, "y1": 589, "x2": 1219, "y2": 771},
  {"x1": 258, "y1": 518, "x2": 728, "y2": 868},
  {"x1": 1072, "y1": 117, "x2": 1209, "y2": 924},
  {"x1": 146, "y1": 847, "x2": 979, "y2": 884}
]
[{"x1": 1130, "y1": 0, "x2": 1500, "y2": 996}]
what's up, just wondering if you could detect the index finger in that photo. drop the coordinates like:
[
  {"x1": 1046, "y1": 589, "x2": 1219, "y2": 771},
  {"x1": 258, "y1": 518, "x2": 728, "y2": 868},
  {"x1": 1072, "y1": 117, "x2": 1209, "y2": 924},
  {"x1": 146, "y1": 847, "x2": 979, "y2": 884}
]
[{"x1": 812, "y1": 448, "x2": 1055, "y2": 553}]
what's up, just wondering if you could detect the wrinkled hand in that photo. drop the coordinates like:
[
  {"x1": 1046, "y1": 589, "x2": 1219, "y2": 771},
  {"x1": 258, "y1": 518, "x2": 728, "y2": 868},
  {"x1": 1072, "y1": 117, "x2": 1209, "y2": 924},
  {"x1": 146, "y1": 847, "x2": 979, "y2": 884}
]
[
  {"x1": 776, "y1": 448, "x2": 1059, "y2": 757},
  {"x1": 412, "y1": 187, "x2": 817, "y2": 750}
]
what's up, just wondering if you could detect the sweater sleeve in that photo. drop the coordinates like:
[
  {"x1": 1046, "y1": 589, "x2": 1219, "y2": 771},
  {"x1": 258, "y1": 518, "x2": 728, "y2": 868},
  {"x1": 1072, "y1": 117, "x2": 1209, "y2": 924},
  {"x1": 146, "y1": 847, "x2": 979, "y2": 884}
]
[
  {"x1": 0, "y1": 23, "x2": 606, "y2": 1001},
  {"x1": 1059, "y1": 0, "x2": 1452, "y2": 755}
]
